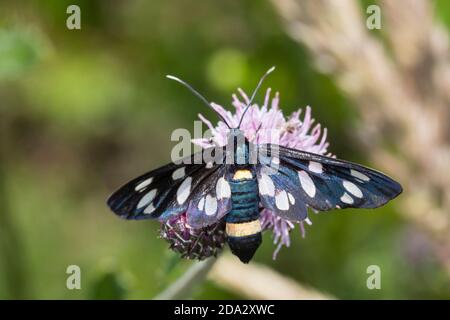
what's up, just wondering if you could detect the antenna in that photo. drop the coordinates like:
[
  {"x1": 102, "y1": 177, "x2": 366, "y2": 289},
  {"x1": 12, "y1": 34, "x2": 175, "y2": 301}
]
[
  {"x1": 166, "y1": 75, "x2": 231, "y2": 129},
  {"x1": 237, "y1": 66, "x2": 275, "y2": 129}
]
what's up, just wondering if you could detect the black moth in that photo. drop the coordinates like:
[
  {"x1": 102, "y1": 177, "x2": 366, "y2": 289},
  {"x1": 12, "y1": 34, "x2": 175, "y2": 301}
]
[{"x1": 107, "y1": 67, "x2": 402, "y2": 263}]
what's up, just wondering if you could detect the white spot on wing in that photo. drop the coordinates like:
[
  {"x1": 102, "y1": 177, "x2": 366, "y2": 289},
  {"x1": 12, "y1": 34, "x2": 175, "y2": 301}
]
[
  {"x1": 298, "y1": 170, "x2": 316, "y2": 198},
  {"x1": 143, "y1": 203, "x2": 156, "y2": 214},
  {"x1": 350, "y1": 169, "x2": 370, "y2": 182},
  {"x1": 176, "y1": 177, "x2": 192, "y2": 204},
  {"x1": 343, "y1": 180, "x2": 363, "y2": 198},
  {"x1": 137, "y1": 189, "x2": 157, "y2": 208},
  {"x1": 258, "y1": 173, "x2": 275, "y2": 197},
  {"x1": 275, "y1": 190, "x2": 289, "y2": 211},
  {"x1": 308, "y1": 161, "x2": 323, "y2": 174},
  {"x1": 205, "y1": 195, "x2": 217, "y2": 216},
  {"x1": 172, "y1": 167, "x2": 185, "y2": 180},
  {"x1": 271, "y1": 157, "x2": 280, "y2": 166},
  {"x1": 216, "y1": 177, "x2": 231, "y2": 199},
  {"x1": 287, "y1": 192, "x2": 295, "y2": 205},
  {"x1": 135, "y1": 177, "x2": 153, "y2": 191},
  {"x1": 198, "y1": 197, "x2": 205, "y2": 210},
  {"x1": 340, "y1": 192, "x2": 354, "y2": 204}
]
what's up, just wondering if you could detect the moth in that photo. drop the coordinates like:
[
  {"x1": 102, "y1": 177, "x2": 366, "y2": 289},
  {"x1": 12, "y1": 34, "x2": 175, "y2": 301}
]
[{"x1": 107, "y1": 67, "x2": 402, "y2": 263}]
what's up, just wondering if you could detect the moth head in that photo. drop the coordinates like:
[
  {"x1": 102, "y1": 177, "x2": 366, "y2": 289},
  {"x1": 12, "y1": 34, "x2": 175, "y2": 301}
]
[
  {"x1": 227, "y1": 128, "x2": 247, "y2": 149},
  {"x1": 227, "y1": 128, "x2": 256, "y2": 166},
  {"x1": 228, "y1": 128, "x2": 245, "y2": 140}
]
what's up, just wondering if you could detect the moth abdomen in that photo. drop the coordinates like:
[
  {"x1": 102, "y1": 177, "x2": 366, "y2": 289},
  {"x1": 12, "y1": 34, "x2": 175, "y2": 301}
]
[
  {"x1": 225, "y1": 169, "x2": 262, "y2": 263},
  {"x1": 226, "y1": 220, "x2": 262, "y2": 264}
]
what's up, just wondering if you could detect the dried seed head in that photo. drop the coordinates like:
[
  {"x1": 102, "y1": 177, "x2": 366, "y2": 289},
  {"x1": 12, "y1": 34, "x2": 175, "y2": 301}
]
[{"x1": 160, "y1": 213, "x2": 226, "y2": 260}]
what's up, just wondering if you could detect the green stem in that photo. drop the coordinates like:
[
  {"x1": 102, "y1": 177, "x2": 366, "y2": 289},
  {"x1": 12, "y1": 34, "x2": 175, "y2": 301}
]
[{"x1": 154, "y1": 257, "x2": 218, "y2": 300}]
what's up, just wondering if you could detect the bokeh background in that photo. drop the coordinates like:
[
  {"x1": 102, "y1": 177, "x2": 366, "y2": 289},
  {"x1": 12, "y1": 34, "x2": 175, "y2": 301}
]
[{"x1": 0, "y1": 0, "x2": 449, "y2": 299}]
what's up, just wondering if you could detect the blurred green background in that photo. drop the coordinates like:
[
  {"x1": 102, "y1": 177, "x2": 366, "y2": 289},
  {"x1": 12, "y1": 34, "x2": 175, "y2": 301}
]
[{"x1": 0, "y1": 0, "x2": 449, "y2": 299}]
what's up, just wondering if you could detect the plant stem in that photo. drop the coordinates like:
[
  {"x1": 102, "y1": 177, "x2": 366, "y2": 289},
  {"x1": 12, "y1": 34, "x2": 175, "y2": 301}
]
[{"x1": 153, "y1": 257, "x2": 218, "y2": 300}]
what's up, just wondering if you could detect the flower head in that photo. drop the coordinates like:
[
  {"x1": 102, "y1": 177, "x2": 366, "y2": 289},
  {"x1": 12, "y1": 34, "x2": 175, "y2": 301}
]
[
  {"x1": 160, "y1": 213, "x2": 226, "y2": 260},
  {"x1": 162, "y1": 88, "x2": 331, "y2": 259}
]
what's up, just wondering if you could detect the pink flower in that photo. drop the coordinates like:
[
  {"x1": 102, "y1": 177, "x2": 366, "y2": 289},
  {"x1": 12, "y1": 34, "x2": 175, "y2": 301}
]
[{"x1": 192, "y1": 88, "x2": 331, "y2": 259}]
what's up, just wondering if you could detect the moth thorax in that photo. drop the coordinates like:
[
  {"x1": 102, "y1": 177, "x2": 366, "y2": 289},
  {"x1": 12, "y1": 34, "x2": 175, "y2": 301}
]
[{"x1": 226, "y1": 219, "x2": 262, "y2": 263}]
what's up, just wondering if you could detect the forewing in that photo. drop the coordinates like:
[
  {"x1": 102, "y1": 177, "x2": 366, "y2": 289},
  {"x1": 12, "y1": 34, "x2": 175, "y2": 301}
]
[
  {"x1": 107, "y1": 146, "x2": 230, "y2": 223},
  {"x1": 257, "y1": 144, "x2": 402, "y2": 215}
]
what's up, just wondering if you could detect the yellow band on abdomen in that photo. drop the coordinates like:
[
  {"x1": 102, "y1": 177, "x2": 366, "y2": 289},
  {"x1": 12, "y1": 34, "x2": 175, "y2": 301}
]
[
  {"x1": 233, "y1": 169, "x2": 253, "y2": 181},
  {"x1": 226, "y1": 220, "x2": 261, "y2": 237}
]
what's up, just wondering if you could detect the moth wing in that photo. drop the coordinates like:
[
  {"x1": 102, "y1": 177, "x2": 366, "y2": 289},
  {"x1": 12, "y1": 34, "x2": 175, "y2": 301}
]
[
  {"x1": 256, "y1": 154, "x2": 308, "y2": 222},
  {"x1": 107, "y1": 146, "x2": 228, "y2": 222},
  {"x1": 185, "y1": 165, "x2": 233, "y2": 228},
  {"x1": 257, "y1": 144, "x2": 402, "y2": 214}
]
